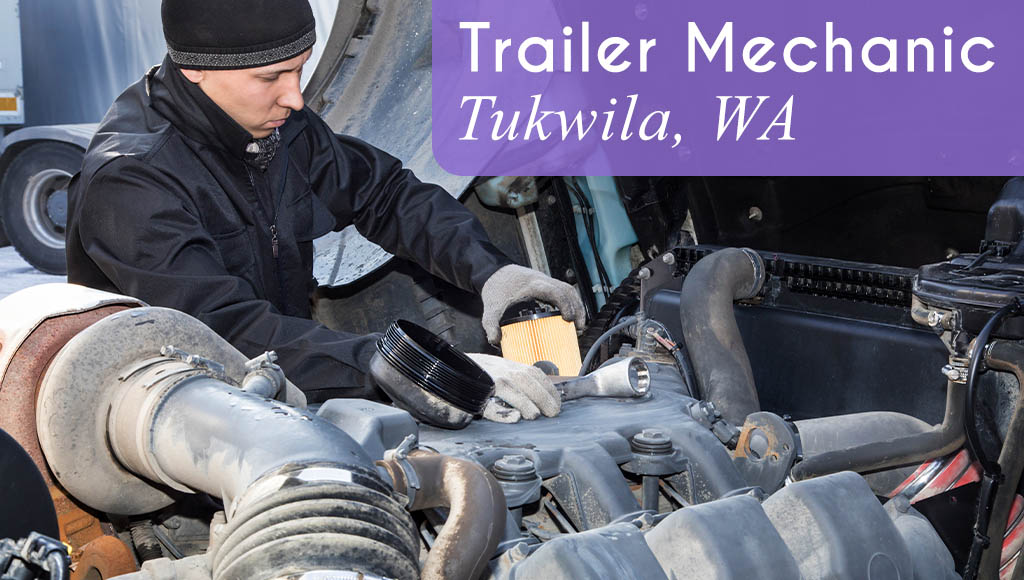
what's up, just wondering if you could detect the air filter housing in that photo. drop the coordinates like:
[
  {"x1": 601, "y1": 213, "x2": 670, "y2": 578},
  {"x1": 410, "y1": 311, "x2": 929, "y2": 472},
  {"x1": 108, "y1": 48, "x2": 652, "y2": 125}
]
[{"x1": 500, "y1": 302, "x2": 582, "y2": 376}]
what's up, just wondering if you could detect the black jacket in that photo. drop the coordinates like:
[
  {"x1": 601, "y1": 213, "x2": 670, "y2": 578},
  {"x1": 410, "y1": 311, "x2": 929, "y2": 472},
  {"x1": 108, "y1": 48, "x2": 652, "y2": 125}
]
[{"x1": 67, "y1": 56, "x2": 511, "y2": 396}]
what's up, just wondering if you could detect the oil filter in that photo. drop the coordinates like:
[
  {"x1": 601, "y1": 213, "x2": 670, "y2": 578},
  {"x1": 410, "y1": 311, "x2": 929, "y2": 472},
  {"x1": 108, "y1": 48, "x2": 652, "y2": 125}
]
[{"x1": 500, "y1": 302, "x2": 582, "y2": 375}]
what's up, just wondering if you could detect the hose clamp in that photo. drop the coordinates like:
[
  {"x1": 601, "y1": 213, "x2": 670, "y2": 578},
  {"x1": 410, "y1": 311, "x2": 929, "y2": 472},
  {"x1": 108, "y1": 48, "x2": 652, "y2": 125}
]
[
  {"x1": 383, "y1": 434, "x2": 421, "y2": 508},
  {"x1": 739, "y1": 248, "x2": 766, "y2": 299}
]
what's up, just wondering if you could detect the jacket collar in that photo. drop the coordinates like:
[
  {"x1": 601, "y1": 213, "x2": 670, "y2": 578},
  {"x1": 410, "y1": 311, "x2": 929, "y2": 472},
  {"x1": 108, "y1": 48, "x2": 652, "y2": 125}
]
[{"x1": 149, "y1": 55, "x2": 263, "y2": 160}]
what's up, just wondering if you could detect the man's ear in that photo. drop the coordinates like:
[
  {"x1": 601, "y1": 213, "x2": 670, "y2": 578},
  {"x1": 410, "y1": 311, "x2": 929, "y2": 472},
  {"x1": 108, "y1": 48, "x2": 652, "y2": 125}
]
[{"x1": 179, "y1": 68, "x2": 204, "y2": 84}]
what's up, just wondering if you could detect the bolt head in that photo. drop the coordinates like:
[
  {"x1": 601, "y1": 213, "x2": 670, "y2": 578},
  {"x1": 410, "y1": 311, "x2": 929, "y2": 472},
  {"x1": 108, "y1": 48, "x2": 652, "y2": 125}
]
[
  {"x1": 502, "y1": 454, "x2": 528, "y2": 465},
  {"x1": 927, "y1": 311, "x2": 942, "y2": 327},
  {"x1": 494, "y1": 454, "x2": 535, "y2": 474},
  {"x1": 748, "y1": 206, "x2": 764, "y2": 222},
  {"x1": 638, "y1": 268, "x2": 652, "y2": 280},
  {"x1": 661, "y1": 253, "x2": 676, "y2": 265},
  {"x1": 634, "y1": 429, "x2": 670, "y2": 446}
]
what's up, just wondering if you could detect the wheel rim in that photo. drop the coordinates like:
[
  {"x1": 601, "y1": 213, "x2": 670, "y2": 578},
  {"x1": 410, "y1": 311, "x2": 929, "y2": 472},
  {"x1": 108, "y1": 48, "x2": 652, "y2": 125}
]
[{"x1": 22, "y1": 168, "x2": 70, "y2": 250}]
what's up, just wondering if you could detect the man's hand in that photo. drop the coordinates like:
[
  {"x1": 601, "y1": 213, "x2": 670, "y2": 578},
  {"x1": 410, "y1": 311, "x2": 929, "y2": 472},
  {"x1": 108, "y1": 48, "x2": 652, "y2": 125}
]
[
  {"x1": 466, "y1": 353, "x2": 561, "y2": 423},
  {"x1": 480, "y1": 264, "x2": 585, "y2": 345}
]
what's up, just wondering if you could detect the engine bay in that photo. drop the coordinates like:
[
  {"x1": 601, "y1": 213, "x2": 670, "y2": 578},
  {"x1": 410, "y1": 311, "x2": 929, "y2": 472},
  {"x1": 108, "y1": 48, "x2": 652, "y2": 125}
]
[{"x1": 6, "y1": 179, "x2": 1024, "y2": 580}]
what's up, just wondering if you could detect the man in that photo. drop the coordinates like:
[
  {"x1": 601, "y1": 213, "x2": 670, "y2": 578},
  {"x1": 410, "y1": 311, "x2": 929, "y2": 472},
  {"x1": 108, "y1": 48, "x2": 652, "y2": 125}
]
[{"x1": 66, "y1": 0, "x2": 583, "y2": 423}]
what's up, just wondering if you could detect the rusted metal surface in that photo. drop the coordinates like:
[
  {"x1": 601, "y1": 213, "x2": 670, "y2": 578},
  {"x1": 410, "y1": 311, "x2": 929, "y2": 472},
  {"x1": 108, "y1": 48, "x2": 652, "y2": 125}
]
[
  {"x1": 379, "y1": 450, "x2": 507, "y2": 580},
  {"x1": 733, "y1": 416, "x2": 786, "y2": 463},
  {"x1": 0, "y1": 305, "x2": 137, "y2": 578},
  {"x1": 0, "y1": 306, "x2": 128, "y2": 487},
  {"x1": 70, "y1": 535, "x2": 138, "y2": 580}
]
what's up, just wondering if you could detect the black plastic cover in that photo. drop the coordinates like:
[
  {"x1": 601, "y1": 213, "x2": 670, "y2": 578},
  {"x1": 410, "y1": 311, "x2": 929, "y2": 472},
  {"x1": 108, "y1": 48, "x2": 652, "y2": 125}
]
[{"x1": 0, "y1": 429, "x2": 58, "y2": 541}]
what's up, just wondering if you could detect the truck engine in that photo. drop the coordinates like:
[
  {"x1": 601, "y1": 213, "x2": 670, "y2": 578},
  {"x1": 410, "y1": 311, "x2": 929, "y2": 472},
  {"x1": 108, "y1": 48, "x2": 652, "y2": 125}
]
[{"x1": 5, "y1": 189, "x2": 1024, "y2": 580}]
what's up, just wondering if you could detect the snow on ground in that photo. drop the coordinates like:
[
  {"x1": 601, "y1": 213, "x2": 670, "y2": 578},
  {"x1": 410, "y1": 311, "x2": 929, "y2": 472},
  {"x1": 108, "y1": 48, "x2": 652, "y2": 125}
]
[{"x1": 0, "y1": 246, "x2": 66, "y2": 300}]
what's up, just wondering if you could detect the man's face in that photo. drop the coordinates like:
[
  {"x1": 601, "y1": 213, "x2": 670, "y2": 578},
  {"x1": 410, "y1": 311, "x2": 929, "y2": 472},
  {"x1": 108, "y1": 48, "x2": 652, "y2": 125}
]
[{"x1": 180, "y1": 49, "x2": 311, "y2": 138}]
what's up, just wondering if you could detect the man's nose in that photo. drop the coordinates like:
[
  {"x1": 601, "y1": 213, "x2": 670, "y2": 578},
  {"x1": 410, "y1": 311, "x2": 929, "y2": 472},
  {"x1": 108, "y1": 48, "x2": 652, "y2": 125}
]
[{"x1": 278, "y1": 80, "x2": 305, "y2": 111}]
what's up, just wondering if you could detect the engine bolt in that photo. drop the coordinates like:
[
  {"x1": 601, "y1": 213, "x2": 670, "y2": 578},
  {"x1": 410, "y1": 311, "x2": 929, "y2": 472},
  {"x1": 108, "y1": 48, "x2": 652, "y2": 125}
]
[
  {"x1": 631, "y1": 429, "x2": 673, "y2": 455},
  {"x1": 492, "y1": 454, "x2": 537, "y2": 482},
  {"x1": 638, "y1": 267, "x2": 652, "y2": 280},
  {"x1": 927, "y1": 311, "x2": 943, "y2": 327},
  {"x1": 662, "y1": 253, "x2": 675, "y2": 265}
]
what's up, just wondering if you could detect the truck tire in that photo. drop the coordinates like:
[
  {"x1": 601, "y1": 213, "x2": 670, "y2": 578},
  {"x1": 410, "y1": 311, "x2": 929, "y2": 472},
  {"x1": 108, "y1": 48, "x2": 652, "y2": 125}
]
[{"x1": 1, "y1": 143, "x2": 82, "y2": 275}]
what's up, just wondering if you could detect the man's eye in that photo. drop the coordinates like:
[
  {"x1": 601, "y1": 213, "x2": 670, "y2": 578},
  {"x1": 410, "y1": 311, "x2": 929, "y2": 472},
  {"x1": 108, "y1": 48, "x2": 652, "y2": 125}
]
[{"x1": 261, "y1": 75, "x2": 280, "y2": 82}]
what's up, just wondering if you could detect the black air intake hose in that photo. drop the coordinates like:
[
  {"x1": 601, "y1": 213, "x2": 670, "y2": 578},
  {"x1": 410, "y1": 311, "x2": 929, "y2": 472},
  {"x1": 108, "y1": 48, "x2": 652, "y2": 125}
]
[
  {"x1": 679, "y1": 247, "x2": 765, "y2": 425},
  {"x1": 210, "y1": 463, "x2": 419, "y2": 580}
]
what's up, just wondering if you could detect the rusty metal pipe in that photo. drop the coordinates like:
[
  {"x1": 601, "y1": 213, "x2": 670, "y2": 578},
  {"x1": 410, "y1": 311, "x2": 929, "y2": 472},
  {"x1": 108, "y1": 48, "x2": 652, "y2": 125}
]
[{"x1": 379, "y1": 450, "x2": 507, "y2": 580}]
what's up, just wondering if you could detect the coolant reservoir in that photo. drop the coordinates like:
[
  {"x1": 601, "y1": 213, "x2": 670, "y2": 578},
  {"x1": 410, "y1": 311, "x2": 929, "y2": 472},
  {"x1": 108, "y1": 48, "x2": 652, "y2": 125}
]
[{"x1": 499, "y1": 302, "x2": 582, "y2": 375}]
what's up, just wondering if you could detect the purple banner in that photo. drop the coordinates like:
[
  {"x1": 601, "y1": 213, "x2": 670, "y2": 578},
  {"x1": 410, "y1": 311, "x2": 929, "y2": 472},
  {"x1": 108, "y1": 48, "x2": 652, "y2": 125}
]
[{"x1": 431, "y1": 0, "x2": 1023, "y2": 175}]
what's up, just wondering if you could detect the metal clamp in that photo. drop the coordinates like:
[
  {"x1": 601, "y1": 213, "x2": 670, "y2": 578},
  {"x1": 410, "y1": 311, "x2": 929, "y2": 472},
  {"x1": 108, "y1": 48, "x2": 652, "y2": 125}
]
[
  {"x1": 240, "y1": 351, "x2": 286, "y2": 398},
  {"x1": 942, "y1": 355, "x2": 970, "y2": 384},
  {"x1": 160, "y1": 345, "x2": 228, "y2": 383},
  {"x1": 383, "y1": 435, "x2": 421, "y2": 508}
]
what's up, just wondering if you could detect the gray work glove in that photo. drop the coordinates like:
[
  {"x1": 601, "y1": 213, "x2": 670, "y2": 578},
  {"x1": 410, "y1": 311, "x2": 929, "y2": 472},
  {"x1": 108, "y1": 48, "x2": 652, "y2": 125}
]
[
  {"x1": 466, "y1": 353, "x2": 562, "y2": 423},
  {"x1": 480, "y1": 264, "x2": 585, "y2": 345}
]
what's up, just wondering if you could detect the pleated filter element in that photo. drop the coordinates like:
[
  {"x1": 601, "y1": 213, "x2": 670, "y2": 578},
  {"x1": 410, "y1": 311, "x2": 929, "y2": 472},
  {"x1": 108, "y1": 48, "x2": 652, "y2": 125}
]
[{"x1": 500, "y1": 310, "x2": 582, "y2": 376}]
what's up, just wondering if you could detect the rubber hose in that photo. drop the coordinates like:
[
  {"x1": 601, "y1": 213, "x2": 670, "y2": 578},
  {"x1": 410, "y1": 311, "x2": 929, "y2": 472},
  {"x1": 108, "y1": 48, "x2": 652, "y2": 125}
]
[
  {"x1": 678, "y1": 248, "x2": 765, "y2": 424},
  {"x1": 580, "y1": 316, "x2": 638, "y2": 375},
  {"x1": 790, "y1": 380, "x2": 965, "y2": 480},
  {"x1": 211, "y1": 470, "x2": 419, "y2": 580},
  {"x1": 379, "y1": 450, "x2": 508, "y2": 580},
  {"x1": 965, "y1": 299, "x2": 1021, "y2": 472},
  {"x1": 977, "y1": 341, "x2": 1024, "y2": 580}
]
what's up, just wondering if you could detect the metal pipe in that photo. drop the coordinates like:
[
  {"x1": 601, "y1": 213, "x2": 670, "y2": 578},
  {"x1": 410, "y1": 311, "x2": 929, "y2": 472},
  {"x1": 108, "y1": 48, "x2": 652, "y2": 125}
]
[
  {"x1": 641, "y1": 476, "x2": 660, "y2": 512},
  {"x1": 978, "y1": 341, "x2": 1024, "y2": 580},
  {"x1": 107, "y1": 355, "x2": 420, "y2": 580},
  {"x1": 379, "y1": 450, "x2": 507, "y2": 580},
  {"x1": 107, "y1": 358, "x2": 378, "y2": 513},
  {"x1": 678, "y1": 247, "x2": 765, "y2": 424},
  {"x1": 790, "y1": 380, "x2": 965, "y2": 480}
]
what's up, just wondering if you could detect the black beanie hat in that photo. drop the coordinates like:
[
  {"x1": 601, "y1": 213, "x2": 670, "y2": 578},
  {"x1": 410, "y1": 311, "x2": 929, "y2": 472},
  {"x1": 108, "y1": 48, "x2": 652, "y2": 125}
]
[{"x1": 162, "y1": 0, "x2": 316, "y2": 70}]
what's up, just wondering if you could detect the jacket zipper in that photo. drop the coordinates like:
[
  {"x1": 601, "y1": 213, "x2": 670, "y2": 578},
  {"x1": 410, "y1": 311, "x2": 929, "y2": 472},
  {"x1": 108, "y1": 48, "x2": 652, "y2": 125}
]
[{"x1": 243, "y1": 164, "x2": 279, "y2": 259}]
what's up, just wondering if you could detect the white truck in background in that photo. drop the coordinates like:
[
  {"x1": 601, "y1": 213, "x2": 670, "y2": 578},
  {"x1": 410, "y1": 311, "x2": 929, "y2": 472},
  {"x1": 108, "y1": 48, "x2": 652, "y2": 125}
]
[
  {"x1": 0, "y1": 0, "x2": 164, "y2": 274},
  {"x1": 0, "y1": 0, "x2": 336, "y2": 274}
]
